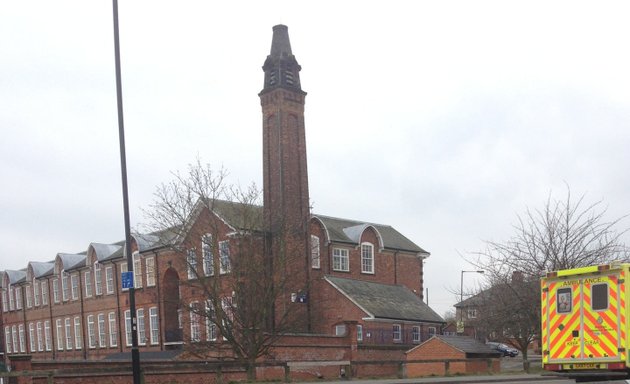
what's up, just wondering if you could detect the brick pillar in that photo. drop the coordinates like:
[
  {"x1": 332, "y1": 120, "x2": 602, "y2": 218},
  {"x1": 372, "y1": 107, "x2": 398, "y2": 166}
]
[{"x1": 8, "y1": 355, "x2": 32, "y2": 384}]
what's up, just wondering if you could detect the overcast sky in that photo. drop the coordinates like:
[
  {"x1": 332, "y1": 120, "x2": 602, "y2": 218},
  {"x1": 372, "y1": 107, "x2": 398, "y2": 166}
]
[{"x1": 2, "y1": 1, "x2": 629, "y2": 317}]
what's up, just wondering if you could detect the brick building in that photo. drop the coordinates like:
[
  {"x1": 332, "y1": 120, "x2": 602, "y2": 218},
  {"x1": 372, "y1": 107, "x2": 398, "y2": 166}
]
[{"x1": 0, "y1": 25, "x2": 443, "y2": 365}]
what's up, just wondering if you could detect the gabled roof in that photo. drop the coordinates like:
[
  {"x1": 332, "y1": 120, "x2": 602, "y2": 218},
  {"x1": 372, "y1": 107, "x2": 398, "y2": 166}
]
[
  {"x1": 326, "y1": 276, "x2": 444, "y2": 324},
  {"x1": 90, "y1": 243, "x2": 123, "y2": 262},
  {"x1": 29, "y1": 261, "x2": 54, "y2": 278},
  {"x1": 57, "y1": 253, "x2": 86, "y2": 271},
  {"x1": 5, "y1": 270, "x2": 27, "y2": 285},
  {"x1": 313, "y1": 215, "x2": 428, "y2": 255}
]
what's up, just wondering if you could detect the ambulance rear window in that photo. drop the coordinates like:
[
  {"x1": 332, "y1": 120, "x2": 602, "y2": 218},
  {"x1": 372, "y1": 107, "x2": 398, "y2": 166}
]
[
  {"x1": 557, "y1": 287, "x2": 572, "y2": 313},
  {"x1": 592, "y1": 283, "x2": 608, "y2": 311}
]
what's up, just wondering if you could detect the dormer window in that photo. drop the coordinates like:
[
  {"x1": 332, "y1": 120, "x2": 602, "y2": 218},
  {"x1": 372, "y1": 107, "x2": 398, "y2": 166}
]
[{"x1": 311, "y1": 235, "x2": 320, "y2": 269}]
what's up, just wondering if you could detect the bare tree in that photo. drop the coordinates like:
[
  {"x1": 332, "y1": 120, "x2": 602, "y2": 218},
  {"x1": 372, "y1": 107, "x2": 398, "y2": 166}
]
[
  {"x1": 142, "y1": 159, "x2": 306, "y2": 380},
  {"x1": 470, "y1": 187, "x2": 628, "y2": 361}
]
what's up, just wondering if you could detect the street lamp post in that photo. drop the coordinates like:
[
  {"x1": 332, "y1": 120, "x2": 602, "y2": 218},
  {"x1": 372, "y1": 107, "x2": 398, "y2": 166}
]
[{"x1": 459, "y1": 270, "x2": 484, "y2": 335}]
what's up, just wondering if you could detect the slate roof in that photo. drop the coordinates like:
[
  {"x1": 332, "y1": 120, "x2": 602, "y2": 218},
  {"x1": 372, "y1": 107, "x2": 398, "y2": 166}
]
[
  {"x1": 5, "y1": 270, "x2": 26, "y2": 285},
  {"x1": 314, "y1": 215, "x2": 428, "y2": 255},
  {"x1": 326, "y1": 276, "x2": 444, "y2": 324},
  {"x1": 29, "y1": 261, "x2": 54, "y2": 278},
  {"x1": 57, "y1": 253, "x2": 86, "y2": 271},
  {"x1": 90, "y1": 243, "x2": 123, "y2": 262},
  {"x1": 433, "y1": 335, "x2": 500, "y2": 355}
]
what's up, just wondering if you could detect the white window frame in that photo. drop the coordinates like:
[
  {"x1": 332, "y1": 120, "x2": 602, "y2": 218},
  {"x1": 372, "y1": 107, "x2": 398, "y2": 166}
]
[
  {"x1": 44, "y1": 320, "x2": 52, "y2": 351},
  {"x1": 53, "y1": 279, "x2": 60, "y2": 303},
  {"x1": 145, "y1": 257, "x2": 156, "y2": 287},
  {"x1": 18, "y1": 324, "x2": 25, "y2": 352},
  {"x1": 8, "y1": 286, "x2": 14, "y2": 310},
  {"x1": 190, "y1": 302, "x2": 201, "y2": 342},
  {"x1": 62, "y1": 272, "x2": 70, "y2": 302},
  {"x1": 71, "y1": 274, "x2": 79, "y2": 300},
  {"x1": 5, "y1": 327, "x2": 11, "y2": 353},
  {"x1": 84, "y1": 270, "x2": 92, "y2": 298},
  {"x1": 412, "y1": 326, "x2": 421, "y2": 343},
  {"x1": 133, "y1": 252, "x2": 142, "y2": 289},
  {"x1": 87, "y1": 315, "x2": 96, "y2": 348},
  {"x1": 124, "y1": 310, "x2": 132, "y2": 346},
  {"x1": 428, "y1": 326, "x2": 437, "y2": 337},
  {"x1": 311, "y1": 235, "x2": 320, "y2": 269},
  {"x1": 26, "y1": 285, "x2": 32, "y2": 308},
  {"x1": 28, "y1": 323, "x2": 35, "y2": 352},
  {"x1": 361, "y1": 242, "x2": 375, "y2": 274},
  {"x1": 109, "y1": 312, "x2": 118, "y2": 347},
  {"x1": 98, "y1": 313, "x2": 106, "y2": 348},
  {"x1": 65, "y1": 318, "x2": 73, "y2": 350},
  {"x1": 105, "y1": 266, "x2": 114, "y2": 294},
  {"x1": 56, "y1": 319, "x2": 63, "y2": 351},
  {"x1": 15, "y1": 286, "x2": 22, "y2": 310},
  {"x1": 219, "y1": 241, "x2": 231, "y2": 274},
  {"x1": 149, "y1": 307, "x2": 159, "y2": 345},
  {"x1": 335, "y1": 324, "x2": 346, "y2": 336},
  {"x1": 467, "y1": 308, "x2": 478, "y2": 319},
  {"x1": 392, "y1": 324, "x2": 402, "y2": 342},
  {"x1": 2, "y1": 290, "x2": 8, "y2": 312},
  {"x1": 37, "y1": 322, "x2": 43, "y2": 351},
  {"x1": 33, "y1": 280, "x2": 40, "y2": 306},
  {"x1": 94, "y1": 262, "x2": 103, "y2": 295},
  {"x1": 12, "y1": 325, "x2": 18, "y2": 353},
  {"x1": 41, "y1": 282, "x2": 48, "y2": 305},
  {"x1": 333, "y1": 248, "x2": 350, "y2": 272},
  {"x1": 202, "y1": 234, "x2": 214, "y2": 276},
  {"x1": 187, "y1": 249, "x2": 197, "y2": 280},
  {"x1": 205, "y1": 301, "x2": 217, "y2": 341},
  {"x1": 137, "y1": 308, "x2": 146, "y2": 345},
  {"x1": 74, "y1": 316, "x2": 82, "y2": 350},
  {"x1": 357, "y1": 324, "x2": 363, "y2": 342}
]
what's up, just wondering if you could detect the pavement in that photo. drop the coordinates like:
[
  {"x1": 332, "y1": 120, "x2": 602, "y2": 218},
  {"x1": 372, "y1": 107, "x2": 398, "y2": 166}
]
[{"x1": 314, "y1": 373, "x2": 569, "y2": 384}]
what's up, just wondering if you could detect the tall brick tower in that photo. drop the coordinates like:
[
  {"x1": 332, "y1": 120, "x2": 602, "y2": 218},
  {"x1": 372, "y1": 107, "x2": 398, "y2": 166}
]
[{"x1": 259, "y1": 25, "x2": 311, "y2": 330}]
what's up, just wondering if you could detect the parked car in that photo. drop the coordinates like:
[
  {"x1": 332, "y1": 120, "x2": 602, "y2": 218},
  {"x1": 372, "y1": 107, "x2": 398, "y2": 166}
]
[{"x1": 486, "y1": 341, "x2": 519, "y2": 357}]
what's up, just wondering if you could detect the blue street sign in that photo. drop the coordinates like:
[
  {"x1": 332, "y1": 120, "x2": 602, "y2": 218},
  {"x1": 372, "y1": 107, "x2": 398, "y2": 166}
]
[{"x1": 121, "y1": 271, "x2": 134, "y2": 289}]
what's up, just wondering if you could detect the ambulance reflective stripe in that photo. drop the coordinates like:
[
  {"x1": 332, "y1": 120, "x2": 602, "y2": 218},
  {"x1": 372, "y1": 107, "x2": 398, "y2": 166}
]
[
  {"x1": 582, "y1": 278, "x2": 618, "y2": 359},
  {"x1": 549, "y1": 281, "x2": 582, "y2": 360},
  {"x1": 541, "y1": 281, "x2": 549, "y2": 364},
  {"x1": 619, "y1": 271, "x2": 626, "y2": 361}
]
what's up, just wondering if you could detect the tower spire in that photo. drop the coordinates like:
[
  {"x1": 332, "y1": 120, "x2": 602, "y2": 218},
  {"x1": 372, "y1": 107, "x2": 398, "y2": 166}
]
[{"x1": 261, "y1": 25, "x2": 303, "y2": 93}]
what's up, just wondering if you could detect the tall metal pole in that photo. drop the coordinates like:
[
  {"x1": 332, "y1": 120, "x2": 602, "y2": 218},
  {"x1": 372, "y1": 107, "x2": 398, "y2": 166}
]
[
  {"x1": 112, "y1": 1, "x2": 141, "y2": 383},
  {"x1": 459, "y1": 270, "x2": 484, "y2": 335}
]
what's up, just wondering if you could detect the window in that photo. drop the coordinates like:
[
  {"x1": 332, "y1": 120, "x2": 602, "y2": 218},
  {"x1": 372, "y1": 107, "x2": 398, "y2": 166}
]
[
  {"x1": 357, "y1": 324, "x2": 363, "y2": 342},
  {"x1": 56, "y1": 319, "x2": 63, "y2": 350},
  {"x1": 94, "y1": 263, "x2": 103, "y2": 295},
  {"x1": 53, "y1": 279, "x2": 60, "y2": 303},
  {"x1": 8, "y1": 286, "x2": 15, "y2": 310},
  {"x1": 467, "y1": 308, "x2": 478, "y2": 319},
  {"x1": 71, "y1": 274, "x2": 79, "y2": 300},
  {"x1": 4, "y1": 327, "x2": 10, "y2": 354},
  {"x1": 109, "y1": 312, "x2": 118, "y2": 347},
  {"x1": 62, "y1": 272, "x2": 70, "y2": 301},
  {"x1": 15, "y1": 286, "x2": 22, "y2": 310},
  {"x1": 557, "y1": 287, "x2": 572, "y2": 314},
  {"x1": 412, "y1": 326, "x2": 420, "y2": 343},
  {"x1": 311, "y1": 235, "x2": 320, "y2": 269},
  {"x1": 428, "y1": 327, "x2": 437, "y2": 337},
  {"x1": 361, "y1": 243, "x2": 374, "y2": 274},
  {"x1": 190, "y1": 302, "x2": 201, "y2": 342},
  {"x1": 98, "y1": 313, "x2": 106, "y2": 348},
  {"x1": 146, "y1": 257, "x2": 156, "y2": 287},
  {"x1": 335, "y1": 324, "x2": 347, "y2": 336},
  {"x1": 26, "y1": 286, "x2": 32, "y2": 308},
  {"x1": 65, "y1": 318, "x2": 73, "y2": 349},
  {"x1": 41, "y1": 282, "x2": 48, "y2": 305},
  {"x1": 44, "y1": 321, "x2": 52, "y2": 351},
  {"x1": 206, "y1": 302, "x2": 217, "y2": 341},
  {"x1": 149, "y1": 307, "x2": 159, "y2": 345},
  {"x1": 105, "y1": 266, "x2": 114, "y2": 294},
  {"x1": 333, "y1": 248, "x2": 350, "y2": 271},
  {"x1": 591, "y1": 283, "x2": 609, "y2": 311},
  {"x1": 202, "y1": 235, "x2": 214, "y2": 276},
  {"x1": 124, "y1": 310, "x2": 132, "y2": 346},
  {"x1": 87, "y1": 315, "x2": 96, "y2": 348},
  {"x1": 392, "y1": 324, "x2": 401, "y2": 341},
  {"x1": 133, "y1": 252, "x2": 142, "y2": 288},
  {"x1": 18, "y1": 324, "x2": 25, "y2": 352},
  {"x1": 12, "y1": 325, "x2": 18, "y2": 353},
  {"x1": 34, "y1": 281, "x2": 40, "y2": 306},
  {"x1": 187, "y1": 249, "x2": 197, "y2": 280},
  {"x1": 74, "y1": 316, "x2": 82, "y2": 349},
  {"x1": 137, "y1": 309, "x2": 146, "y2": 345},
  {"x1": 219, "y1": 241, "x2": 231, "y2": 274},
  {"x1": 29, "y1": 323, "x2": 35, "y2": 352},
  {"x1": 37, "y1": 322, "x2": 43, "y2": 351},
  {"x1": 2, "y1": 290, "x2": 7, "y2": 312},
  {"x1": 84, "y1": 271, "x2": 92, "y2": 297}
]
